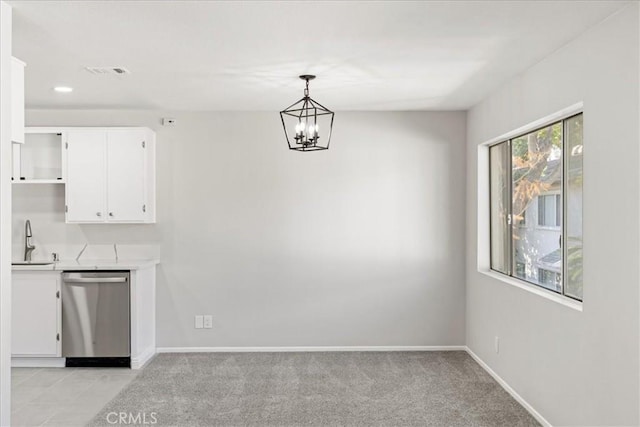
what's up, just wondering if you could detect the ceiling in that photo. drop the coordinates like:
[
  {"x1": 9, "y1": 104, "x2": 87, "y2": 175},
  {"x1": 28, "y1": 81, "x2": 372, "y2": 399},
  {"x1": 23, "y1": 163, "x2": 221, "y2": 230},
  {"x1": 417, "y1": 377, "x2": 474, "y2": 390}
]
[{"x1": 10, "y1": 1, "x2": 629, "y2": 111}]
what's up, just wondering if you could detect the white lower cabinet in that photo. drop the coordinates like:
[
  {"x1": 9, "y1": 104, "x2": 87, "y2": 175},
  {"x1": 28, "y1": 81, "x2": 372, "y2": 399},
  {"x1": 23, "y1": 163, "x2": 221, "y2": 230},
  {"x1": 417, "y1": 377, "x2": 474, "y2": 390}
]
[
  {"x1": 12, "y1": 272, "x2": 61, "y2": 357},
  {"x1": 11, "y1": 265, "x2": 157, "y2": 369}
]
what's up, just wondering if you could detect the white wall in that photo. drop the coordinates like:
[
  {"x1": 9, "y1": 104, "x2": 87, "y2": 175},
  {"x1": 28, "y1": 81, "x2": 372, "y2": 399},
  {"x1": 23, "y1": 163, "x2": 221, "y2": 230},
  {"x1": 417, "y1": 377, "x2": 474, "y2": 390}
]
[
  {"x1": 466, "y1": 4, "x2": 639, "y2": 426},
  {"x1": 21, "y1": 110, "x2": 467, "y2": 348},
  {"x1": 0, "y1": 2, "x2": 11, "y2": 425}
]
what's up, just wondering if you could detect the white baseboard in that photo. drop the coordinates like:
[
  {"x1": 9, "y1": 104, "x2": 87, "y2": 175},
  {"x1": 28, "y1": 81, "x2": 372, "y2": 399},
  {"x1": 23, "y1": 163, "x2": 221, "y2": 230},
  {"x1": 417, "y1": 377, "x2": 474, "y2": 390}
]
[
  {"x1": 156, "y1": 345, "x2": 466, "y2": 353},
  {"x1": 12, "y1": 357, "x2": 65, "y2": 368},
  {"x1": 131, "y1": 347, "x2": 156, "y2": 369},
  {"x1": 464, "y1": 347, "x2": 551, "y2": 427}
]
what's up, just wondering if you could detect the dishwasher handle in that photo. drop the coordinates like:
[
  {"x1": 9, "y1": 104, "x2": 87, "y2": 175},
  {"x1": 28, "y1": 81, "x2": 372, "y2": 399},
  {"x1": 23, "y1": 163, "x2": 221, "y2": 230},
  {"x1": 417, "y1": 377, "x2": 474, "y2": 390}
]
[{"x1": 64, "y1": 277, "x2": 128, "y2": 284}]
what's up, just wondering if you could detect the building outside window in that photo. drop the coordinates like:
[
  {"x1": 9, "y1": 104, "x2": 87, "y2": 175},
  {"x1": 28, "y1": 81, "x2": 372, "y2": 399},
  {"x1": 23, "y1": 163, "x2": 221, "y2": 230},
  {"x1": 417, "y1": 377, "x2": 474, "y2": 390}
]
[{"x1": 538, "y1": 268, "x2": 561, "y2": 291}]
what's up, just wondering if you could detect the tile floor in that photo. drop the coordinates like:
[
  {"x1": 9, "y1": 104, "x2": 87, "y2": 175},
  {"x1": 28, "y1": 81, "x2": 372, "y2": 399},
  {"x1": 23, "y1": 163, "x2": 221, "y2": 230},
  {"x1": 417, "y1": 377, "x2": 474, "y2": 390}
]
[{"x1": 11, "y1": 367, "x2": 138, "y2": 427}]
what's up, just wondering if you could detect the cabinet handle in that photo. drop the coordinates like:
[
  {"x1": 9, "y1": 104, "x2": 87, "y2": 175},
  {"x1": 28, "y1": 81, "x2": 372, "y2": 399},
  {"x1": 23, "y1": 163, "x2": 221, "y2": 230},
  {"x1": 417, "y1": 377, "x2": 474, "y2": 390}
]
[
  {"x1": 65, "y1": 277, "x2": 127, "y2": 284},
  {"x1": 109, "y1": 212, "x2": 114, "y2": 217},
  {"x1": 96, "y1": 212, "x2": 102, "y2": 217}
]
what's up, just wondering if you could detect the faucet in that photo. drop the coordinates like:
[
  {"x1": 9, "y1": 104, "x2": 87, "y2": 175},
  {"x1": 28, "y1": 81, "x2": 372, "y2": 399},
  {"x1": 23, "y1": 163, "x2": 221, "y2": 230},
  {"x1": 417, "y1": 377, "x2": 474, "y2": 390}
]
[{"x1": 24, "y1": 220, "x2": 35, "y2": 262}]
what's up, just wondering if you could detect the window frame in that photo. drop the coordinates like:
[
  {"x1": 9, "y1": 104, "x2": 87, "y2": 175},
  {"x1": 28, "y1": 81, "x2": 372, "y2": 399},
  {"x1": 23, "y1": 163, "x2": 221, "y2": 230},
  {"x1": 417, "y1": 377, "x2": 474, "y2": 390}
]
[
  {"x1": 486, "y1": 111, "x2": 583, "y2": 303},
  {"x1": 488, "y1": 142, "x2": 512, "y2": 275}
]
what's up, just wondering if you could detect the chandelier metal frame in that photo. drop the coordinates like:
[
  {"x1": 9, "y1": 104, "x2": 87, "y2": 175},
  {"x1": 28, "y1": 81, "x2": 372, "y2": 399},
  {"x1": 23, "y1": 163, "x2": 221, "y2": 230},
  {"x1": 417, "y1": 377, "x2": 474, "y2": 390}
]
[{"x1": 280, "y1": 75, "x2": 334, "y2": 152}]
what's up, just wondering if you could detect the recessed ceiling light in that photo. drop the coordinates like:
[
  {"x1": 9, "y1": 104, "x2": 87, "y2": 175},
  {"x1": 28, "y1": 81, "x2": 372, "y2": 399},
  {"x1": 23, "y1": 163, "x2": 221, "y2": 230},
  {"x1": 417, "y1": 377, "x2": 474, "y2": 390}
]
[{"x1": 53, "y1": 86, "x2": 73, "y2": 93}]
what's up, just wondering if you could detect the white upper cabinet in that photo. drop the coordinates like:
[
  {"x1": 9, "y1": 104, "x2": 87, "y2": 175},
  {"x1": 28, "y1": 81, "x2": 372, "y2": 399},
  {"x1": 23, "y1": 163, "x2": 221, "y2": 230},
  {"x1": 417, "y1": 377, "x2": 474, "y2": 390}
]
[
  {"x1": 11, "y1": 57, "x2": 25, "y2": 144},
  {"x1": 65, "y1": 127, "x2": 156, "y2": 224},
  {"x1": 66, "y1": 130, "x2": 107, "y2": 222},
  {"x1": 107, "y1": 130, "x2": 147, "y2": 222}
]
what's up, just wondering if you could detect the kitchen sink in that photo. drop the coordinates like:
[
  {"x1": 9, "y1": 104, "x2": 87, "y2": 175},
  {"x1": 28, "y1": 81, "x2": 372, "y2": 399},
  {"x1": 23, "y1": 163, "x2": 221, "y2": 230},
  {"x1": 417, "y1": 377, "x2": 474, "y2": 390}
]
[{"x1": 12, "y1": 262, "x2": 54, "y2": 266}]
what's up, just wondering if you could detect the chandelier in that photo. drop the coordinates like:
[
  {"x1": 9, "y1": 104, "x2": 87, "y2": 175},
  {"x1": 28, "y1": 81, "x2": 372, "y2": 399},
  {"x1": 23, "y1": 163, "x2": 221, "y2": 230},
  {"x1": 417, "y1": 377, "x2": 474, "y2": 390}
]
[{"x1": 280, "y1": 75, "x2": 334, "y2": 152}]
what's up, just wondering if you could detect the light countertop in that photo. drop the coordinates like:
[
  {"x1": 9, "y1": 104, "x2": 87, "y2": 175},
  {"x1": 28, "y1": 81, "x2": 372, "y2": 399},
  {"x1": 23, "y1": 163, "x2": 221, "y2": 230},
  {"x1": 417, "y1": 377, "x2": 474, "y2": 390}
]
[{"x1": 12, "y1": 259, "x2": 159, "y2": 272}]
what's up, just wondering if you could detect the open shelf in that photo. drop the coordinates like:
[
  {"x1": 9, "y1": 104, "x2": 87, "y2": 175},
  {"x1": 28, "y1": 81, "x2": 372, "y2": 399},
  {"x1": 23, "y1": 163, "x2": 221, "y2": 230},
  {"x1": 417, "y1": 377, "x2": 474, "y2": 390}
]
[
  {"x1": 12, "y1": 179, "x2": 65, "y2": 184},
  {"x1": 13, "y1": 131, "x2": 65, "y2": 182}
]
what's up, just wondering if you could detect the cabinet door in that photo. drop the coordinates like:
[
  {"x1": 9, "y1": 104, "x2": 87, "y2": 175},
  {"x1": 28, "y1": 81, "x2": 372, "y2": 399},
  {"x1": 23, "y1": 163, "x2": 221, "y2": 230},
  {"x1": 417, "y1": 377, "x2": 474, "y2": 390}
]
[
  {"x1": 66, "y1": 130, "x2": 107, "y2": 222},
  {"x1": 12, "y1": 273, "x2": 61, "y2": 357},
  {"x1": 11, "y1": 58, "x2": 25, "y2": 144},
  {"x1": 107, "y1": 130, "x2": 146, "y2": 222}
]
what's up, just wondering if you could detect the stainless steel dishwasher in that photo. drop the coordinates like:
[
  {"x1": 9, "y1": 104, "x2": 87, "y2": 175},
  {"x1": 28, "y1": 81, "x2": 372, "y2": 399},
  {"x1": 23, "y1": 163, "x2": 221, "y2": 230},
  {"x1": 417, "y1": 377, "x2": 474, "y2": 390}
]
[{"x1": 62, "y1": 271, "x2": 130, "y2": 367}]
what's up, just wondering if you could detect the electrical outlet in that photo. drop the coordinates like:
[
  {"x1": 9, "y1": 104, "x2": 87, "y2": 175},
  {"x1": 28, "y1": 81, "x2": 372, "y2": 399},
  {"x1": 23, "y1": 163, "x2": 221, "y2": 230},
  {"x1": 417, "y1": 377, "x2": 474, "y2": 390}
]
[
  {"x1": 195, "y1": 315, "x2": 204, "y2": 329},
  {"x1": 203, "y1": 315, "x2": 213, "y2": 329},
  {"x1": 495, "y1": 336, "x2": 500, "y2": 354}
]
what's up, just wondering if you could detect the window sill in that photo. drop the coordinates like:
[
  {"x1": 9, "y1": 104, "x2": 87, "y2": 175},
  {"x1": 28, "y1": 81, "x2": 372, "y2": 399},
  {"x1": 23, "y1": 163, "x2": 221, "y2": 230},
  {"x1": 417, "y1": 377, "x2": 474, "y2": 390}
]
[{"x1": 479, "y1": 269, "x2": 583, "y2": 312}]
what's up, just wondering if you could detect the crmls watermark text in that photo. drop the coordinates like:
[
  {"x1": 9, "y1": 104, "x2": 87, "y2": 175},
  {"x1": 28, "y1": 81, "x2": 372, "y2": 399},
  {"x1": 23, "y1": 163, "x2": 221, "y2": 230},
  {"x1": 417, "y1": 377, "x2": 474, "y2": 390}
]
[{"x1": 106, "y1": 412, "x2": 158, "y2": 425}]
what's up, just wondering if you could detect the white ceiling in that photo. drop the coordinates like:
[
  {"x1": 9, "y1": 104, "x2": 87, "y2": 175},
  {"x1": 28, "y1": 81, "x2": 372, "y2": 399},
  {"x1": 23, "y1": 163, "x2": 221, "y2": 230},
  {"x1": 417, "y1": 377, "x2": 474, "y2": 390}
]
[{"x1": 11, "y1": 1, "x2": 629, "y2": 111}]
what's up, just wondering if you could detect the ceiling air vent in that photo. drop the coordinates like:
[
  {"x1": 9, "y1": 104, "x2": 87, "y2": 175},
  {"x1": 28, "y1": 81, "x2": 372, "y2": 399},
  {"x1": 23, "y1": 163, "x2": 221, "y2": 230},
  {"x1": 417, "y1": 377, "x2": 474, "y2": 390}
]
[{"x1": 85, "y1": 67, "x2": 131, "y2": 75}]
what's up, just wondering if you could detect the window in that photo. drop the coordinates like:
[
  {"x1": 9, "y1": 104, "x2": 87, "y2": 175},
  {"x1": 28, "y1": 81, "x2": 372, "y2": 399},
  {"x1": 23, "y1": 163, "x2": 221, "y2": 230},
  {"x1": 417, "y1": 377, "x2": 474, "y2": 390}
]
[
  {"x1": 537, "y1": 194, "x2": 561, "y2": 227},
  {"x1": 489, "y1": 113, "x2": 583, "y2": 301}
]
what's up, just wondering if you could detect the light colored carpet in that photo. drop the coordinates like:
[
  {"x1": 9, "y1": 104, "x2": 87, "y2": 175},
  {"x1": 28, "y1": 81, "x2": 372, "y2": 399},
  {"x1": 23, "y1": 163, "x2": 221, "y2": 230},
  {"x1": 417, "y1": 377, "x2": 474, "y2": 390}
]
[{"x1": 89, "y1": 351, "x2": 539, "y2": 426}]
